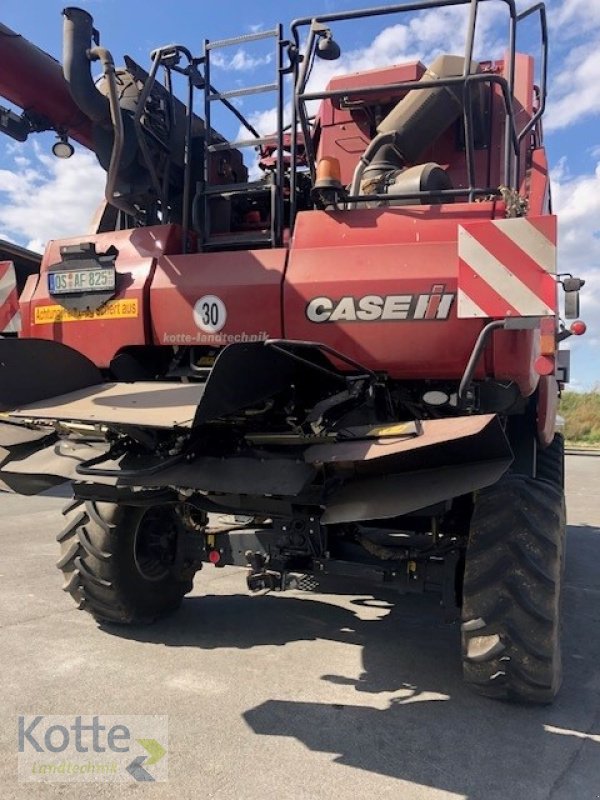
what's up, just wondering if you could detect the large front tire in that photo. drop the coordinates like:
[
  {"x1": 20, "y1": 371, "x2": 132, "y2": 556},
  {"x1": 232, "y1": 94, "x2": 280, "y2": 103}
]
[
  {"x1": 536, "y1": 432, "x2": 565, "y2": 488},
  {"x1": 461, "y1": 475, "x2": 566, "y2": 703},
  {"x1": 57, "y1": 500, "x2": 193, "y2": 624}
]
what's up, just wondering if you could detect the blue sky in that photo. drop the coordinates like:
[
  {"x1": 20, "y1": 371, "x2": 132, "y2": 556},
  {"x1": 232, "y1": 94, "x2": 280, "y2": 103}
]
[{"x1": 0, "y1": 0, "x2": 598, "y2": 388}]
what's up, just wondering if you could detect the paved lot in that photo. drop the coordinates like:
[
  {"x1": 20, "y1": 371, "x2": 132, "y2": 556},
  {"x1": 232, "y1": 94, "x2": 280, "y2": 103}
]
[{"x1": 1, "y1": 455, "x2": 599, "y2": 799}]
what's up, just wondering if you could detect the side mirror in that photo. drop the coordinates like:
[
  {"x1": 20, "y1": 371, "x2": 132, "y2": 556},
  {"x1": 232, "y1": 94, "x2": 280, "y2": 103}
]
[
  {"x1": 561, "y1": 276, "x2": 585, "y2": 320},
  {"x1": 564, "y1": 291, "x2": 580, "y2": 320}
]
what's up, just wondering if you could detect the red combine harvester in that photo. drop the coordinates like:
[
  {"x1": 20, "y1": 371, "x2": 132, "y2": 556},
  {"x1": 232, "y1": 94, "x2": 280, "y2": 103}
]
[{"x1": 0, "y1": 0, "x2": 587, "y2": 702}]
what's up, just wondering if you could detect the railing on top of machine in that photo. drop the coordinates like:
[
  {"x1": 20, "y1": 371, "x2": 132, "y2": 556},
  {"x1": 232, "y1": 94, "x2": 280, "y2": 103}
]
[
  {"x1": 139, "y1": 0, "x2": 547, "y2": 249},
  {"x1": 289, "y1": 0, "x2": 548, "y2": 224},
  {"x1": 198, "y1": 27, "x2": 287, "y2": 250},
  {"x1": 136, "y1": 30, "x2": 288, "y2": 251}
]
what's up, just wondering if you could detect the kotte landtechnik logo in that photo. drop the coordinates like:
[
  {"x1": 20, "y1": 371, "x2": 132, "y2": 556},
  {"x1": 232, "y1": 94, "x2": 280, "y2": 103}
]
[{"x1": 18, "y1": 715, "x2": 167, "y2": 782}]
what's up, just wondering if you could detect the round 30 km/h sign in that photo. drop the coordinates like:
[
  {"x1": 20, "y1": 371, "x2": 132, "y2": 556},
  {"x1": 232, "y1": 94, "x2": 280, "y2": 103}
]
[{"x1": 193, "y1": 295, "x2": 227, "y2": 333}]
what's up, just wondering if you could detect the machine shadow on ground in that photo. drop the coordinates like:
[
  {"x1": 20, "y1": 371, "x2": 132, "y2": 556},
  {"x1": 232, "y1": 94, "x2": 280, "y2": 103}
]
[{"x1": 106, "y1": 523, "x2": 600, "y2": 798}]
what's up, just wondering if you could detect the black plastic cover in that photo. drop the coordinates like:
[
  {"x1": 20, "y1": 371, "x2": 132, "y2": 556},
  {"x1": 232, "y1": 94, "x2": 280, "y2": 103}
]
[{"x1": 0, "y1": 338, "x2": 102, "y2": 411}]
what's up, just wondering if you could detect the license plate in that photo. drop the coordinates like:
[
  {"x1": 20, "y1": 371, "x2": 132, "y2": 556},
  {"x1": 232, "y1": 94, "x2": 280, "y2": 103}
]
[{"x1": 48, "y1": 269, "x2": 116, "y2": 295}]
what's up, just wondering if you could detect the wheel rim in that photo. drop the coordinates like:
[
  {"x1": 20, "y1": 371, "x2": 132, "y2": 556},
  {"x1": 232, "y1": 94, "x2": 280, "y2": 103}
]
[{"x1": 133, "y1": 506, "x2": 178, "y2": 581}]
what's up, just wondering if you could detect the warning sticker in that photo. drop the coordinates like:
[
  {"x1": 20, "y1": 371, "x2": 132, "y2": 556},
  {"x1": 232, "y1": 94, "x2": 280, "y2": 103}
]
[
  {"x1": 193, "y1": 295, "x2": 227, "y2": 334},
  {"x1": 34, "y1": 299, "x2": 139, "y2": 325}
]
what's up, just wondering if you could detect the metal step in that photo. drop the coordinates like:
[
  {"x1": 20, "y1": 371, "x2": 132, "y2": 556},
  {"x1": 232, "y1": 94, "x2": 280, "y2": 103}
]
[
  {"x1": 203, "y1": 231, "x2": 274, "y2": 249},
  {"x1": 200, "y1": 24, "x2": 284, "y2": 250},
  {"x1": 203, "y1": 180, "x2": 272, "y2": 197},
  {"x1": 205, "y1": 28, "x2": 280, "y2": 50},
  {"x1": 9, "y1": 382, "x2": 205, "y2": 429},
  {"x1": 207, "y1": 83, "x2": 278, "y2": 102}
]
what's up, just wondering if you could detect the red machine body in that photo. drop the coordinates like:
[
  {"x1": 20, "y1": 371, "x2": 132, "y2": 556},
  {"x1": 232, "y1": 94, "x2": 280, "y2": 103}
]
[
  {"x1": 316, "y1": 53, "x2": 538, "y2": 193},
  {"x1": 20, "y1": 210, "x2": 547, "y2": 390},
  {"x1": 0, "y1": 3, "x2": 579, "y2": 705},
  {"x1": 19, "y1": 56, "x2": 553, "y2": 402}
]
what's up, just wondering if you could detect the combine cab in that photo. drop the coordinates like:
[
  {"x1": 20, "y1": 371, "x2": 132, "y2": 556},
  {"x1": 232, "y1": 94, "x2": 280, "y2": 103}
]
[{"x1": 0, "y1": 0, "x2": 587, "y2": 703}]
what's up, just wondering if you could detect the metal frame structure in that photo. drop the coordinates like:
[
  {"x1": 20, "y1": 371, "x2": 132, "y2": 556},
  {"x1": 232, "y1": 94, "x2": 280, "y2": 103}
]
[
  {"x1": 199, "y1": 27, "x2": 286, "y2": 249},
  {"x1": 131, "y1": 0, "x2": 547, "y2": 248},
  {"x1": 289, "y1": 0, "x2": 548, "y2": 225}
]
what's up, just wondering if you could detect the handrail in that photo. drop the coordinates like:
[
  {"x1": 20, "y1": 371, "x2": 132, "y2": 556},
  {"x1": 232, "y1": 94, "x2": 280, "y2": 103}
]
[
  {"x1": 133, "y1": 47, "x2": 168, "y2": 214},
  {"x1": 88, "y1": 46, "x2": 138, "y2": 219},
  {"x1": 289, "y1": 0, "x2": 540, "y2": 226},
  {"x1": 516, "y1": 2, "x2": 548, "y2": 146},
  {"x1": 200, "y1": 26, "x2": 285, "y2": 248},
  {"x1": 298, "y1": 72, "x2": 520, "y2": 205},
  {"x1": 290, "y1": 0, "x2": 517, "y2": 43}
]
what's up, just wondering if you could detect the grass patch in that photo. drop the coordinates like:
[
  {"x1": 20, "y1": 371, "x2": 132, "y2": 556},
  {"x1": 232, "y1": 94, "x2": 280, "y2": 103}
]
[{"x1": 560, "y1": 391, "x2": 600, "y2": 446}]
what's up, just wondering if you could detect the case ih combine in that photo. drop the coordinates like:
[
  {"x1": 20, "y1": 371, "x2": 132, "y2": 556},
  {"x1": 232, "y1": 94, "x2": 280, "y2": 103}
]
[{"x1": 0, "y1": 0, "x2": 587, "y2": 703}]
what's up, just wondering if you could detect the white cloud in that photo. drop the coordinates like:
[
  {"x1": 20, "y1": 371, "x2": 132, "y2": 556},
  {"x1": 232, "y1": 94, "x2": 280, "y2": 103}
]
[
  {"x1": 0, "y1": 142, "x2": 105, "y2": 252},
  {"x1": 551, "y1": 160, "x2": 600, "y2": 331},
  {"x1": 306, "y1": 3, "x2": 505, "y2": 100},
  {"x1": 552, "y1": 163, "x2": 600, "y2": 242},
  {"x1": 545, "y1": 39, "x2": 600, "y2": 131},
  {"x1": 238, "y1": 4, "x2": 506, "y2": 145},
  {"x1": 212, "y1": 49, "x2": 272, "y2": 72},
  {"x1": 543, "y1": 0, "x2": 600, "y2": 131},
  {"x1": 550, "y1": 0, "x2": 600, "y2": 32}
]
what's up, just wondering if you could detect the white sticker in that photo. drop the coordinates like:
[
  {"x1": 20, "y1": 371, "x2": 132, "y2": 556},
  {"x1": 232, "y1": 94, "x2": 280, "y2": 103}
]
[{"x1": 193, "y1": 295, "x2": 227, "y2": 333}]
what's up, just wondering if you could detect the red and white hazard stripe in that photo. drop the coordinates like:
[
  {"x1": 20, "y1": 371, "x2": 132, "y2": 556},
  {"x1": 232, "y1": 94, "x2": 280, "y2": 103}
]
[
  {"x1": 0, "y1": 261, "x2": 21, "y2": 334},
  {"x1": 457, "y1": 216, "x2": 557, "y2": 319}
]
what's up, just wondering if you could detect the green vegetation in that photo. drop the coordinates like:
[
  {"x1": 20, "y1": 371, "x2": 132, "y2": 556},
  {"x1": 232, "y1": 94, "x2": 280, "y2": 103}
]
[{"x1": 559, "y1": 391, "x2": 600, "y2": 446}]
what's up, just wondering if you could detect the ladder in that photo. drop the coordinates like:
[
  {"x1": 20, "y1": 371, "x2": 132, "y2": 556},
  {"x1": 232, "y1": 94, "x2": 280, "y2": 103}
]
[{"x1": 199, "y1": 26, "x2": 285, "y2": 250}]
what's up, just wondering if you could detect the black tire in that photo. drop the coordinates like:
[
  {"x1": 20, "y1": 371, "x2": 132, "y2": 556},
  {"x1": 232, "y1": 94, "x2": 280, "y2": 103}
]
[
  {"x1": 57, "y1": 499, "x2": 193, "y2": 624},
  {"x1": 461, "y1": 475, "x2": 566, "y2": 703},
  {"x1": 536, "y1": 432, "x2": 565, "y2": 487}
]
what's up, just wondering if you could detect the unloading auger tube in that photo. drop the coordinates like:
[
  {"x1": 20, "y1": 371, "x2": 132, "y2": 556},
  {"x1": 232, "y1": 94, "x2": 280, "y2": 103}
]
[{"x1": 350, "y1": 54, "x2": 478, "y2": 204}]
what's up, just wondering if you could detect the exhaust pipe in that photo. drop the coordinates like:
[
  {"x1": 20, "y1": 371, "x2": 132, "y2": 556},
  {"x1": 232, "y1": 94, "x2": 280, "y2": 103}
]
[{"x1": 62, "y1": 6, "x2": 110, "y2": 125}]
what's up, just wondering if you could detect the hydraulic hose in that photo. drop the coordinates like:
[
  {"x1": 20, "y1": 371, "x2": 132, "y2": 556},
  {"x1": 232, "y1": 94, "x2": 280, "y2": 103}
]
[{"x1": 88, "y1": 46, "x2": 138, "y2": 218}]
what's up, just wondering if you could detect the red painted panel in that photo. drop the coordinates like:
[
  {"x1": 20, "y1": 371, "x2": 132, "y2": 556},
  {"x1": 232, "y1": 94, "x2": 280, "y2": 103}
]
[
  {"x1": 292, "y1": 202, "x2": 504, "y2": 248},
  {"x1": 0, "y1": 261, "x2": 19, "y2": 332},
  {"x1": 285, "y1": 208, "x2": 487, "y2": 380},
  {"x1": 537, "y1": 375, "x2": 559, "y2": 446},
  {"x1": 150, "y1": 249, "x2": 286, "y2": 346},
  {"x1": 17, "y1": 273, "x2": 38, "y2": 339},
  {"x1": 316, "y1": 62, "x2": 425, "y2": 185},
  {"x1": 491, "y1": 327, "x2": 539, "y2": 397},
  {"x1": 26, "y1": 225, "x2": 182, "y2": 367},
  {"x1": 285, "y1": 207, "x2": 539, "y2": 392},
  {"x1": 527, "y1": 148, "x2": 551, "y2": 216}
]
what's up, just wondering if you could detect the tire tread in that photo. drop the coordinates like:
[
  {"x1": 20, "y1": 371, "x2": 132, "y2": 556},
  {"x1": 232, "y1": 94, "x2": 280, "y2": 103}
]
[
  {"x1": 462, "y1": 474, "x2": 565, "y2": 703},
  {"x1": 57, "y1": 500, "x2": 192, "y2": 625}
]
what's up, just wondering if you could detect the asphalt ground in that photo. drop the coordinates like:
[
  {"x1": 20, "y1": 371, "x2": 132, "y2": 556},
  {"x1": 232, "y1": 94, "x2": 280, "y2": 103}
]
[{"x1": 0, "y1": 454, "x2": 599, "y2": 799}]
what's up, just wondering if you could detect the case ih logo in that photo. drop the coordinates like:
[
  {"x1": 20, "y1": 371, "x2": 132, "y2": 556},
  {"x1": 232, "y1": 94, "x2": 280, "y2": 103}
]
[{"x1": 306, "y1": 285, "x2": 455, "y2": 323}]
